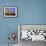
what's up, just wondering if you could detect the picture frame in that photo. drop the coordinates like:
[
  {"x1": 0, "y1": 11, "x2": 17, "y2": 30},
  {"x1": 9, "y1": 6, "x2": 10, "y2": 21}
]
[{"x1": 4, "y1": 6, "x2": 17, "y2": 17}]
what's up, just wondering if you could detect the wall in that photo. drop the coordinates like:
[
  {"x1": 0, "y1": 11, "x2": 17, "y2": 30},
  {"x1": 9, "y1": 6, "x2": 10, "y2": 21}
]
[
  {"x1": 0, "y1": 0, "x2": 18, "y2": 44},
  {"x1": 0, "y1": 0, "x2": 46, "y2": 44}
]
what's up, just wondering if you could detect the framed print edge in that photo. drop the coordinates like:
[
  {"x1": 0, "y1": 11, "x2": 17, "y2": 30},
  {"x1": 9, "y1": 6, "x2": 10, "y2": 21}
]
[{"x1": 4, "y1": 6, "x2": 17, "y2": 17}]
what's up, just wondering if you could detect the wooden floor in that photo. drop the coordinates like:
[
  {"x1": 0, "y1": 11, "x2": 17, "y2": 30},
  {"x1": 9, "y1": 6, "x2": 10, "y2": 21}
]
[
  {"x1": 0, "y1": 40, "x2": 46, "y2": 46},
  {"x1": 19, "y1": 39, "x2": 46, "y2": 46}
]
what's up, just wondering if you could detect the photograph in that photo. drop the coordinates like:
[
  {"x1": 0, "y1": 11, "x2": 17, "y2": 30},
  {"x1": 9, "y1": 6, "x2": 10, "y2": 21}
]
[{"x1": 4, "y1": 7, "x2": 17, "y2": 17}]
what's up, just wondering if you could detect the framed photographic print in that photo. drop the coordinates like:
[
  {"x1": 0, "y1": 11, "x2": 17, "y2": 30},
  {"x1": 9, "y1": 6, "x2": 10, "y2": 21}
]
[{"x1": 4, "y1": 6, "x2": 17, "y2": 17}]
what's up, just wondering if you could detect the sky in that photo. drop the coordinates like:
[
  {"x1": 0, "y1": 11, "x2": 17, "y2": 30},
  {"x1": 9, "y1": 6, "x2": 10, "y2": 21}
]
[{"x1": 5, "y1": 8, "x2": 15, "y2": 12}]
